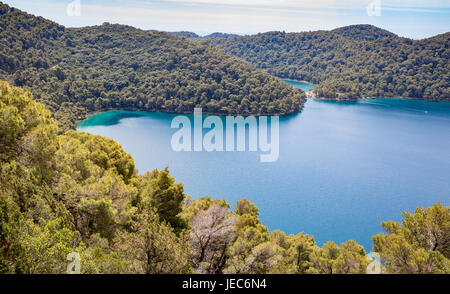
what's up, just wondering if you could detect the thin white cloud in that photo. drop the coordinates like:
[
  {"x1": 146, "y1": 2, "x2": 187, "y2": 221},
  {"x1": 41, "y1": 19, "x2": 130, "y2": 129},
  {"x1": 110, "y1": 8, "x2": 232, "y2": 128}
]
[
  {"x1": 2, "y1": 0, "x2": 449, "y2": 38},
  {"x1": 383, "y1": 6, "x2": 449, "y2": 13},
  {"x1": 163, "y1": 0, "x2": 450, "y2": 10},
  {"x1": 163, "y1": 0, "x2": 363, "y2": 9},
  {"x1": 76, "y1": 3, "x2": 343, "y2": 33}
]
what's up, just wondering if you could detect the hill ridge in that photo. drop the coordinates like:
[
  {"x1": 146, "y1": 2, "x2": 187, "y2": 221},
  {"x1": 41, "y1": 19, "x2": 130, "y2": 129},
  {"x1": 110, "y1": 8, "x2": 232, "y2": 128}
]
[{"x1": 0, "y1": 2, "x2": 306, "y2": 131}]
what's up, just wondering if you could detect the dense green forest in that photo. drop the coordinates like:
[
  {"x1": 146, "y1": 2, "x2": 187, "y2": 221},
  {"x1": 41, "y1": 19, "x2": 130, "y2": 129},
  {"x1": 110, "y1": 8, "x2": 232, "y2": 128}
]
[
  {"x1": 1, "y1": 82, "x2": 449, "y2": 274},
  {"x1": 207, "y1": 25, "x2": 450, "y2": 101},
  {"x1": 0, "y1": 3, "x2": 305, "y2": 131}
]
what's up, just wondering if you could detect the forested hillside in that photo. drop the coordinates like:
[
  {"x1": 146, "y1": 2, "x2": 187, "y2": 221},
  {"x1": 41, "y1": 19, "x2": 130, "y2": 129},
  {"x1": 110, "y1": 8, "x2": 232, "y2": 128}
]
[
  {"x1": 168, "y1": 31, "x2": 200, "y2": 38},
  {"x1": 208, "y1": 25, "x2": 450, "y2": 101},
  {"x1": 204, "y1": 32, "x2": 240, "y2": 39},
  {"x1": 0, "y1": 3, "x2": 305, "y2": 130},
  {"x1": 1, "y1": 82, "x2": 449, "y2": 274},
  {"x1": 330, "y1": 24, "x2": 398, "y2": 41}
]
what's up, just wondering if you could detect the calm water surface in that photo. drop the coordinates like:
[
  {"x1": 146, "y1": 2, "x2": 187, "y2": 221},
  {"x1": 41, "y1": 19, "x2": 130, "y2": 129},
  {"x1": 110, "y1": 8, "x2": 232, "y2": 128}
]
[{"x1": 78, "y1": 81, "x2": 450, "y2": 250}]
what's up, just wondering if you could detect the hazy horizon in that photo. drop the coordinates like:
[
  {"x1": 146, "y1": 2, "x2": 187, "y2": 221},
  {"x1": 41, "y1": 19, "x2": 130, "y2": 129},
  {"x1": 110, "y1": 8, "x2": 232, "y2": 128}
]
[{"x1": 3, "y1": 0, "x2": 450, "y2": 39}]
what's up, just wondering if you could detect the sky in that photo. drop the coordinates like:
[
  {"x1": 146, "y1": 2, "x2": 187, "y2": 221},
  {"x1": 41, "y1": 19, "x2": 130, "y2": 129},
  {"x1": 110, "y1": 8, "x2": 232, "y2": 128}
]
[{"x1": 3, "y1": 0, "x2": 450, "y2": 39}]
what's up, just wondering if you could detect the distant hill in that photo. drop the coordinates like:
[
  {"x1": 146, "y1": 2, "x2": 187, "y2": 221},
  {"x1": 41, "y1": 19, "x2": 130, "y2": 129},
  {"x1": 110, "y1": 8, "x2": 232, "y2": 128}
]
[
  {"x1": 168, "y1": 31, "x2": 200, "y2": 38},
  {"x1": 0, "y1": 3, "x2": 306, "y2": 130},
  {"x1": 331, "y1": 24, "x2": 398, "y2": 41},
  {"x1": 204, "y1": 32, "x2": 240, "y2": 39},
  {"x1": 168, "y1": 31, "x2": 239, "y2": 39},
  {"x1": 208, "y1": 25, "x2": 449, "y2": 101}
]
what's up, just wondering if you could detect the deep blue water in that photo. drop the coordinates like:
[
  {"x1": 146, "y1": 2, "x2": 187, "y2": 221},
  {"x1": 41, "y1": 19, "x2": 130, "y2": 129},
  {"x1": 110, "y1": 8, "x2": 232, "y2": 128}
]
[{"x1": 77, "y1": 81, "x2": 450, "y2": 250}]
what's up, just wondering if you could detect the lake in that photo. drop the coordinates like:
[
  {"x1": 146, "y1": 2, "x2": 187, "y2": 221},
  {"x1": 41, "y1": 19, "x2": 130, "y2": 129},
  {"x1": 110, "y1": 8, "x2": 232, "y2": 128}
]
[{"x1": 77, "y1": 80, "x2": 450, "y2": 250}]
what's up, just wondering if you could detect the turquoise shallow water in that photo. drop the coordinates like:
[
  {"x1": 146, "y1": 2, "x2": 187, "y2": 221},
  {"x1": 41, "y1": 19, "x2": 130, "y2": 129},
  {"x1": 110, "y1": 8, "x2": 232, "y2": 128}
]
[{"x1": 77, "y1": 81, "x2": 450, "y2": 250}]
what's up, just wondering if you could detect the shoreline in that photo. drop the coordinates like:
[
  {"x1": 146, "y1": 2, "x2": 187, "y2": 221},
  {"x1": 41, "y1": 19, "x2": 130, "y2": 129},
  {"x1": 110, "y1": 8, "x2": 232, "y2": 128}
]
[
  {"x1": 282, "y1": 78, "x2": 314, "y2": 84},
  {"x1": 281, "y1": 79, "x2": 449, "y2": 103},
  {"x1": 77, "y1": 94, "x2": 449, "y2": 124},
  {"x1": 306, "y1": 90, "x2": 449, "y2": 103},
  {"x1": 76, "y1": 106, "x2": 305, "y2": 124},
  {"x1": 77, "y1": 80, "x2": 448, "y2": 123}
]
